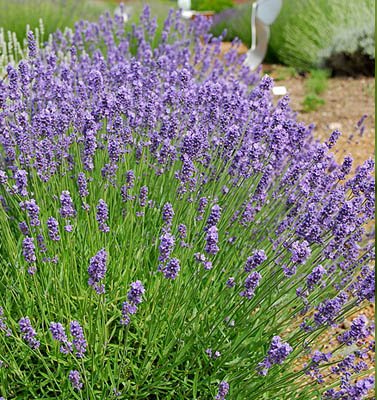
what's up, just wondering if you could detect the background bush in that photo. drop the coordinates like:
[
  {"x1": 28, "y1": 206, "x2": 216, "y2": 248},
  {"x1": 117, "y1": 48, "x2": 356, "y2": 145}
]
[{"x1": 211, "y1": 0, "x2": 375, "y2": 74}]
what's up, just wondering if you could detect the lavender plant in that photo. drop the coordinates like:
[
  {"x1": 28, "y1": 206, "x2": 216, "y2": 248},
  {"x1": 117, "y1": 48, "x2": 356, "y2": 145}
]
[{"x1": 0, "y1": 6, "x2": 375, "y2": 399}]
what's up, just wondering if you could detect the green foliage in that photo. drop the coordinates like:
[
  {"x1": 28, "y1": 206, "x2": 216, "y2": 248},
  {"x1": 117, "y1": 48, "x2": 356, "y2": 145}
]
[
  {"x1": 301, "y1": 69, "x2": 329, "y2": 112},
  {"x1": 302, "y1": 94, "x2": 325, "y2": 113},
  {"x1": 0, "y1": 0, "x2": 115, "y2": 42},
  {"x1": 269, "y1": 0, "x2": 375, "y2": 72},
  {"x1": 191, "y1": 0, "x2": 234, "y2": 13},
  {"x1": 0, "y1": 0, "x2": 116, "y2": 73},
  {"x1": 305, "y1": 69, "x2": 330, "y2": 95}
]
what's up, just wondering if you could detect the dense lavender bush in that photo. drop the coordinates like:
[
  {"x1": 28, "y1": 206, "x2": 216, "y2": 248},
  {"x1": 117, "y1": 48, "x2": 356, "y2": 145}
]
[{"x1": 0, "y1": 6, "x2": 375, "y2": 399}]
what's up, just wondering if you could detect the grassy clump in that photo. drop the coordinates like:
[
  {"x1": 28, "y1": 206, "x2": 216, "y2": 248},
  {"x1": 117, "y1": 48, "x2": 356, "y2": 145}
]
[
  {"x1": 211, "y1": 0, "x2": 375, "y2": 74},
  {"x1": 269, "y1": 0, "x2": 375, "y2": 73},
  {"x1": 301, "y1": 69, "x2": 330, "y2": 112}
]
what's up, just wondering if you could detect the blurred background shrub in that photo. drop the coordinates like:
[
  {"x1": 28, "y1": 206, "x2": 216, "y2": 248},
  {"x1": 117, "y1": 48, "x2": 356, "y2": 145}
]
[
  {"x1": 191, "y1": 0, "x2": 234, "y2": 13},
  {"x1": 0, "y1": 0, "x2": 116, "y2": 42},
  {"x1": 211, "y1": 0, "x2": 375, "y2": 75}
]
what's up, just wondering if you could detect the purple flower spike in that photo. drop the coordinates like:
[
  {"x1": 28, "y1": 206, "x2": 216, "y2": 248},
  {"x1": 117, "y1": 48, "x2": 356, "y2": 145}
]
[
  {"x1": 96, "y1": 199, "x2": 110, "y2": 232},
  {"x1": 19, "y1": 317, "x2": 40, "y2": 349},
  {"x1": 290, "y1": 240, "x2": 311, "y2": 264},
  {"x1": 14, "y1": 170, "x2": 28, "y2": 197},
  {"x1": 22, "y1": 236, "x2": 36, "y2": 264},
  {"x1": 159, "y1": 232, "x2": 175, "y2": 262},
  {"x1": 121, "y1": 281, "x2": 145, "y2": 325},
  {"x1": 88, "y1": 248, "x2": 107, "y2": 294},
  {"x1": 77, "y1": 172, "x2": 89, "y2": 197},
  {"x1": 206, "y1": 204, "x2": 221, "y2": 230},
  {"x1": 47, "y1": 217, "x2": 60, "y2": 241},
  {"x1": 69, "y1": 370, "x2": 83, "y2": 390},
  {"x1": 70, "y1": 321, "x2": 87, "y2": 358},
  {"x1": 19, "y1": 221, "x2": 29, "y2": 236},
  {"x1": 178, "y1": 224, "x2": 187, "y2": 239},
  {"x1": 162, "y1": 202, "x2": 174, "y2": 228},
  {"x1": 120, "y1": 301, "x2": 137, "y2": 325},
  {"x1": 24, "y1": 199, "x2": 40, "y2": 226},
  {"x1": 27, "y1": 31, "x2": 37, "y2": 58},
  {"x1": 240, "y1": 272, "x2": 262, "y2": 299},
  {"x1": 127, "y1": 280, "x2": 145, "y2": 305},
  {"x1": 205, "y1": 226, "x2": 219, "y2": 255},
  {"x1": 338, "y1": 315, "x2": 370, "y2": 345},
  {"x1": 59, "y1": 191, "x2": 76, "y2": 219},
  {"x1": 306, "y1": 265, "x2": 326, "y2": 291},
  {"x1": 244, "y1": 250, "x2": 266, "y2": 272},
  {"x1": 215, "y1": 381, "x2": 229, "y2": 400},
  {"x1": 50, "y1": 322, "x2": 72, "y2": 354},
  {"x1": 139, "y1": 186, "x2": 148, "y2": 207},
  {"x1": 258, "y1": 336, "x2": 292, "y2": 376},
  {"x1": 161, "y1": 258, "x2": 181, "y2": 279},
  {"x1": 197, "y1": 197, "x2": 208, "y2": 220}
]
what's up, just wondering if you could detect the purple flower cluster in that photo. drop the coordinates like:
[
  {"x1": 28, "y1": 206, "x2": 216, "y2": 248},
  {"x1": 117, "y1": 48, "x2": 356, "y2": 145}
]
[
  {"x1": 159, "y1": 232, "x2": 175, "y2": 262},
  {"x1": 70, "y1": 321, "x2": 87, "y2": 358},
  {"x1": 77, "y1": 172, "x2": 89, "y2": 198},
  {"x1": 22, "y1": 237, "x2": 36, "y2": 264},
  {"x1": 240, "y1": 272, "x2": 262, "y2": 299},
  {"x1": 161, "y1": 258, "x2": 181, "y2": 280},
  {"x1": 337, "y1": 315, "x2": 371, "y2": 345},
  {"x1": 162, "y1": 202, "x2": 174, "y2": 228},
  {"x1": 88, "y1": 248, "x2": 107, "y2": 294},
  {"x1": 314, "y1": 292, "x2": 348, "y2": 326},
  {"x1": 47, "y1": 217, "x2": 60, "y2": 241},
  {"x1": 306, "y1": 265, "x2": 326, "y2": 291},
  {"x1": 69, "y1": 370, "x2": 83, "y2": 390},
  {"x1": 19, "y1": 317, "x2": 40, "y2": 349},
  {"x1": 121, "y1": 281, "x2": 145, "y2": 325},
  {"x1": 50, "y1": 322, "x2": 73, "y2": 354},
  {"x1": 215, "y1": 381, "x2": 229, "y2": 400},
  {"x1": 59, "y1": 191, "x2": 76, "y2": 219},
  {"x1": 290, "y1": 240, "x2": 311, "y2": 264},
  {"x1": 205, "y1": 226, "x2": 219, "y2": 255},
  {"x1": 258, "y1": 336, "x2": 293, "y2": 376},
  {"x1": 244, "y1": 250, "x2": 266, "y2": 272},
  {"x1": 23, "y1": 199, "x2": 40, "y2": 227},
  {"x1": 96, "y1": 199, "x2": 110, "y2": 233}
]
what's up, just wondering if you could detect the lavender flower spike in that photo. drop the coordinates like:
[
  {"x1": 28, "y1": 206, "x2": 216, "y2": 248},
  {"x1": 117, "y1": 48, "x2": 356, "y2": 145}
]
[
  {"x1": 88, "y1": 248, "x2": 107, "y2": 294},
  {"x1": 70, "y1": 321, "x2": 87, "y2": 358},
  {"x1": 47, "y1": 217, "x2": 60, "y2": 241},
  {"x1": 121, "y1": 280, "x2": 145, "y2": 325},
  {"x1": 59, "y1": 190, "x2": 76, "y2": 219},
  {"x1": 22, "y1": 237, "x2": 36, "y2": 264},
  {"x1": 205, "y1": 226, "x2": 219, "y2": 255},
  {"x1": 50, "y1": 322, "x2": 72, "y2": 354},
  {"x1": 127, "y1": 280, "x2": 145, "y2": 305},
  {"x1": 69, "y1": 370, "x2": 83, "y2": 390},
  {"x1": 258, "y1": 336, "x2": 292, "y2": 376},
  {"x1": 158, "y1": 232, "x2": 175, "y2": 262},
  {"x1": 19, "y1": 317, "x2": 40, "y2": 349},
  {"x1": 161, "y1": 258, "x2": 181, "y2": 280},
  {"x1": 215, "y1": 381, "x2": 229, "y2": 400},
  {"x1": 96, "y1": 199, "x2": 110, "y2": 233},
  {"x1": 162, "y1": 202, "x2": 174, "y2": 227}
]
